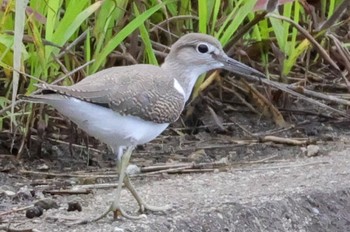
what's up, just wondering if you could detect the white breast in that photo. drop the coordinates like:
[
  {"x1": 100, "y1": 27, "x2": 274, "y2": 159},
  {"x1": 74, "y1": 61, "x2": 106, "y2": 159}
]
[{"x1": 45, "y1": 97, "x2": 169, "y2": 152}]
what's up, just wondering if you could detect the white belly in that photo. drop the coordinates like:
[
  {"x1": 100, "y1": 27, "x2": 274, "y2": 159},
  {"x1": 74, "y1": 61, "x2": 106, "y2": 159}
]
[{"x1": 46, "y1": 97, "x2": 169, "y2": 151}]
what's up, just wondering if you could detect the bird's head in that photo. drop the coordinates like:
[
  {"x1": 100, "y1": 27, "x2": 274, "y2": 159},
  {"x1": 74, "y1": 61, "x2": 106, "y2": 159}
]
[{"x1": 164, "y1": 33, "x2": 265, "y2": 79}]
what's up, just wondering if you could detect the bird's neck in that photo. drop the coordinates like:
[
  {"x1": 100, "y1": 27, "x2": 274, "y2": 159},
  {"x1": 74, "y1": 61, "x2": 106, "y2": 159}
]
[{"x1": 161, "y1": 61, "x2": 207, "y2": 102}]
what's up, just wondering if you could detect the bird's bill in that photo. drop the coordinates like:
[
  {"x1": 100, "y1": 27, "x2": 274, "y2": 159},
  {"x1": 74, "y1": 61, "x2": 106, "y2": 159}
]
[{"x1": 216, "y1": 55, "x2": 266, "y2": 79}]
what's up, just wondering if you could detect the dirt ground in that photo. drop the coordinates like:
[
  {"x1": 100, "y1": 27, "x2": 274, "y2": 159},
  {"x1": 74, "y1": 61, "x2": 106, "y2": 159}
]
[
  {"x1": 1, "y1": 134, "x2": 350, "y2": 232},
  {"x1": 1, "y1": 111, "x2": 350, "y2": 232}
]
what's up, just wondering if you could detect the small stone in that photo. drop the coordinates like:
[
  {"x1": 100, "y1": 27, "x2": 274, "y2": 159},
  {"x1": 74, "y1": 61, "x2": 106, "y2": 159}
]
[
  {"x1": 0, "y1": 185, "x2": 16, "y2": 200},
  {"x1": 113, "y1": 227, "x2": 124, "y2": 232},
  {"x1": 306, "y1": 145, "x2": 320, "y2": 157},
  {"x1": 79, "y1": 177, "x2": 98, "y2": 185},
  {"x1": 36, "y1": 163, "x2": 49, "y2": 171},
  {"x1": 12, "y1": 186, "x2": 33, "y2": 202},
  {"x1": 3, "y1": 190, "x2": 15, "y2": 196},
  {"x1": 188, "y1": 149, "x2": 207, "y2": 162},
  {"x1": 1, "y1": 162, "x2": 16, "y2": 172},
  {"x1": 126, "y1": 164, "x2": 141, "y2": 175},
  {"x1": 26, "y1": 206, "x2": 43, "y2": 218},
  {"x1": 34, "y1": 198, "x2": 59, "y2": 210},
  {"x1": 0, "y1": 190, "x2": 15, "y2": 200},
  {"x1": 311, "y1": 207, "x2": 320, "y2": 215},
  {"x1": 0, "y1": 185, "x2": 15, "y2": 192},
  {"x1": 300, "y1": 147, "x2": 307, "y2": 154},
  {"x1": 217, "y1": 212, "x2": 223, "y2": 219},
  {"x1": 217, "y1": 157, "x2": 229, "y2": 164},
  {"x1": 67, "y1": 200, "x2": 82, "y2": 212},
  {"x1": 0, "y1": 185, "x2": 16, "y2": 195}
]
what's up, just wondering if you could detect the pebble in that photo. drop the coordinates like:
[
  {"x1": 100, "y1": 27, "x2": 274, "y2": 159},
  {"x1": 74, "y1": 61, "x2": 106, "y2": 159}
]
[
  {"x1": 26, "y1": 206, "x2": 43, "y2": 218},
  {"x1": 306, "y1": 145, "x2": 320, "y2": 157},
  {"x1": 126, "y1": 164, "x2": 141, "y2": 175},
  {"x1": 36, "y1": 163, "x2": 49, "y2": 171},
  {"x1": 188, "y1": 149, "x2": 207, "y2": 162},
  {"x1": 113, "y1": 227, "x2": 124, "y2": 232},
  {"x1": 34, "y1": 198, "x2": 59, "y2": 210},
  {"x1": 67, "y1": 200, "x2": 82, "y2": 212},
  {"x1": 12, "y1": 186, "x2": 33, "y2": 202}
]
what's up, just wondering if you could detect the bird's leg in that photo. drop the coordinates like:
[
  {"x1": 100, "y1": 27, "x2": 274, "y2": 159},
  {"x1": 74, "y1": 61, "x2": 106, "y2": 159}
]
[
  {"x1": 123, "y1": 174, "x2": 171, "y2": 213},
  {"x1": 69, "y1": 146, "x2": 144, "y2": 225},
  {"x1": 95, "y1": 146, "x2": 145, "y2": 221}
]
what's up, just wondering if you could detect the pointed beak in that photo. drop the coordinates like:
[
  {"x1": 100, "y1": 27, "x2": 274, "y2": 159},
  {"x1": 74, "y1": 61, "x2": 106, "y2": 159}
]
[{"x1": 215, "y1": 54, "x2": 266, "y2": 79}]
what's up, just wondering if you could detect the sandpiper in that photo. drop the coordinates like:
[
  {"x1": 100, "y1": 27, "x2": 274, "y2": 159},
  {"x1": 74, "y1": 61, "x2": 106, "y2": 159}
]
[{"x1": 23, "y1": 33, "x2": 265, "y2": 223}]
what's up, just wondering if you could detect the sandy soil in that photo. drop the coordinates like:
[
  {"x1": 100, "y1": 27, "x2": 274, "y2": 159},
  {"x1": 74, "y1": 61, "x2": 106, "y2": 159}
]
[{"x1": 1, "y1": 138, "x2": 350, "y2": 232}]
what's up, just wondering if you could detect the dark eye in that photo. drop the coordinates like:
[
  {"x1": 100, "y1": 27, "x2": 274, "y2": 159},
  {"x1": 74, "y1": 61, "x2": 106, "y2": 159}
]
[{"x1": 197, "y1": 44, "x2": 209, "y2": 53}]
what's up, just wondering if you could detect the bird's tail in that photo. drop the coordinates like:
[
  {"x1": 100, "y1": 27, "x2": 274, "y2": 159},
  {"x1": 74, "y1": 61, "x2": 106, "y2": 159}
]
[
  {"x1": 17, "y1": 94, "x2": 42, "y2": 103},
  {"x1": 18, "y1": 93, "x2": 65, "y2": 103}
]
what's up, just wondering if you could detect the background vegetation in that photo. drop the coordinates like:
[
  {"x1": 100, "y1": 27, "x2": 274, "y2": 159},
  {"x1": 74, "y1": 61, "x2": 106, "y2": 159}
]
[{"x1": 0, "y1": 0, "x2": 349, "y2": 157}]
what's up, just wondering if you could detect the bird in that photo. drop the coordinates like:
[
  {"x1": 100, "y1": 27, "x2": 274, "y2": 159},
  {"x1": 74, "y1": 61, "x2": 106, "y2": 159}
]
[{"x1": 22, "y1": 33, "x2": 265, "y2": 223}]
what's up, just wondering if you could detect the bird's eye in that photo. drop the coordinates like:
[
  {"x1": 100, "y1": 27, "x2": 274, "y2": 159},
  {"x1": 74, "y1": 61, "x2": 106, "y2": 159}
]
[{"x1": 197, "y1": 44, "x2": 209, "y2": 53}]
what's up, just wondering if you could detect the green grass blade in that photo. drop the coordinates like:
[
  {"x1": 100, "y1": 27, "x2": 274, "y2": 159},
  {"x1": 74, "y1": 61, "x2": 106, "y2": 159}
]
[
  {"x1": 198, "y1": 0, "x2": 208, "y2": 33},
  {"x1": 218, "y1": 0, "x2": 256, "y2": 45},
  {"x1": 179, "y1": 0, "x2": 192, "y2": 29},
  {"x1": 210, "y1": 0, "x2": 221, "y2": 33},
  {"x1": 269, "y1": 16, "x2": 285, "y2": 50},
  {"x1": 0, "y1": 34, "x2": 14, "y2": 71},
  {"x1": 284, "y1": 39, "x2": 310, "y2": 75},
  {"x1": 282, "y1": 2, "x2": 292, "y2": 55},
  {"x1": 91, "y1": 1, "x2": 170, "y2": 73},
  {"x1": 93, "y1": 0, "x2": 128, "y2": 56},
  {"x1": 166, "y1": 1, "x2": 178, "y2": 16},
  {"x1": 44, "y1": 0, "x2": 61, "y2": 60},
  {"x1": 133, "y1": 3, "x2": 158, "y2": 65},
  {"x1": 11, "y1": 0, "x2": 29, "y2": 127},
  {"x1": 85, "y1": 28, "x2": 92, "y2": 74},
  {"x1": 52, "y1": 1, "x2": 102, "y2": 47},
  {"x1": 45, "y1": 0, "x2": 60, "y2": 42}
]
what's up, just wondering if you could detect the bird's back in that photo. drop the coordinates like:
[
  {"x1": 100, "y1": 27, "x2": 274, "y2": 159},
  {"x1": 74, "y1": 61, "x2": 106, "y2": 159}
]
[{"x1": 38, "y1": 64, "x2": 186, "y2": 123}]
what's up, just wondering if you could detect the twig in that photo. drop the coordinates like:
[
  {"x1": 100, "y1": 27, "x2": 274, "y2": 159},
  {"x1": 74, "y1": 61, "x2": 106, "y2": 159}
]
[
  {"x1": 207, "y1": 106, "x2": 226, "y2": 131},
  {"x1": 237, "y1": 75, "x2": 348, "y2": 117},
  {"x1": 50, "y1": 60, "x2": 95, "y2": 86},
  {"x1": 140, "y1": 163, "x2": 190, "y2": 172},
  {"x1": 234, "y1": 161, "x2": 330, "y2": 172},
  {"x1": 74, "y1": 183, "x2": 119, "y2": 190},
  {"x1": 222, "y1": 85, "x2": 260, "y2": 115},
  {"x1": 42, "y1": 189, "x2": 93, "y2": 195},
  {"x1": 29, "y1": 135, "x2": 105, "y2": 154},
  {"x1": 137, "y1": 165, "x2": 191, "y2": 176},
  {"x1": 252, "y1": 123, "x2": 296, "y2": 137},
  {"x1": 20, "y1": 170, "x2": 117, "y2": 179},
  {"x1": 288, "y1": 85, "x2": 350, "y2": 106},
  {"x1": 243, "y1": 154, "x2": 279, "y2": 164},
  {"x1": 0, "y1": 60, "x2": 95, "y2": 116},
  {"x1": 278, "y1": 109, "x2": 336, "y2": 120},
  {"x1": 150, "y1": 15, "x2": 199, "y2": 32},
  {"x1": 267, "y1": 13, "x2": 350, "y2": 88},
  {"x1": 0, "y1": 204, "x2": 34, "y2": 217},
  {"x1": 0, "y1": 225, "x2": 42, "y2": 232},
  {"x1": 57, "y1": 29, "x2": 89, "y2": 59},
  {"x1": 166, "y1": 168, "x2": 215, "y2": 174},
  {"x1": 137, "y1": 161, "x2": 229, "y2": 176},
  {"x1": 260, "y1": 136, "x2": 309, "y2": 145}
]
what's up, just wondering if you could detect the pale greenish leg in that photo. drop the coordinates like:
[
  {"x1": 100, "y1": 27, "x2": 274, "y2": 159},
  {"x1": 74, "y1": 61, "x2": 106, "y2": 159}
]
[
  {"x1": 71, "y1": 146, "x2": 145, "y2": 225},
  {"x1": 124, "y1": 175, "x2": 172, "y2": 213},
  {"x1": 69, "y1": 146, "x2": 169, "y2": 225},
  {"x1": 94, "y1": 146, "x2": 145, "y2": 221}
]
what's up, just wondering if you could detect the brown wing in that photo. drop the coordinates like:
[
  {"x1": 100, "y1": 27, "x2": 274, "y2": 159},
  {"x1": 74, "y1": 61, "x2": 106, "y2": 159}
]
[{"x1": 38, "y1": 64, "x2": 185, "y2": 123}]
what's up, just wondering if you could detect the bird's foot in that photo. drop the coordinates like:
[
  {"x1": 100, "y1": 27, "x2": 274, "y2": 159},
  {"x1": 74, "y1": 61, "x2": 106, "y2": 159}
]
[
  {"x1": 139, "y1": 202, "x2": 172, "y2": 214},
  {"x1": 66, "y1": 203, "x2": 146, "y2": 225},
  {"x1": 112, "y1": 205, "x2": 147, "y2": 220}
]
